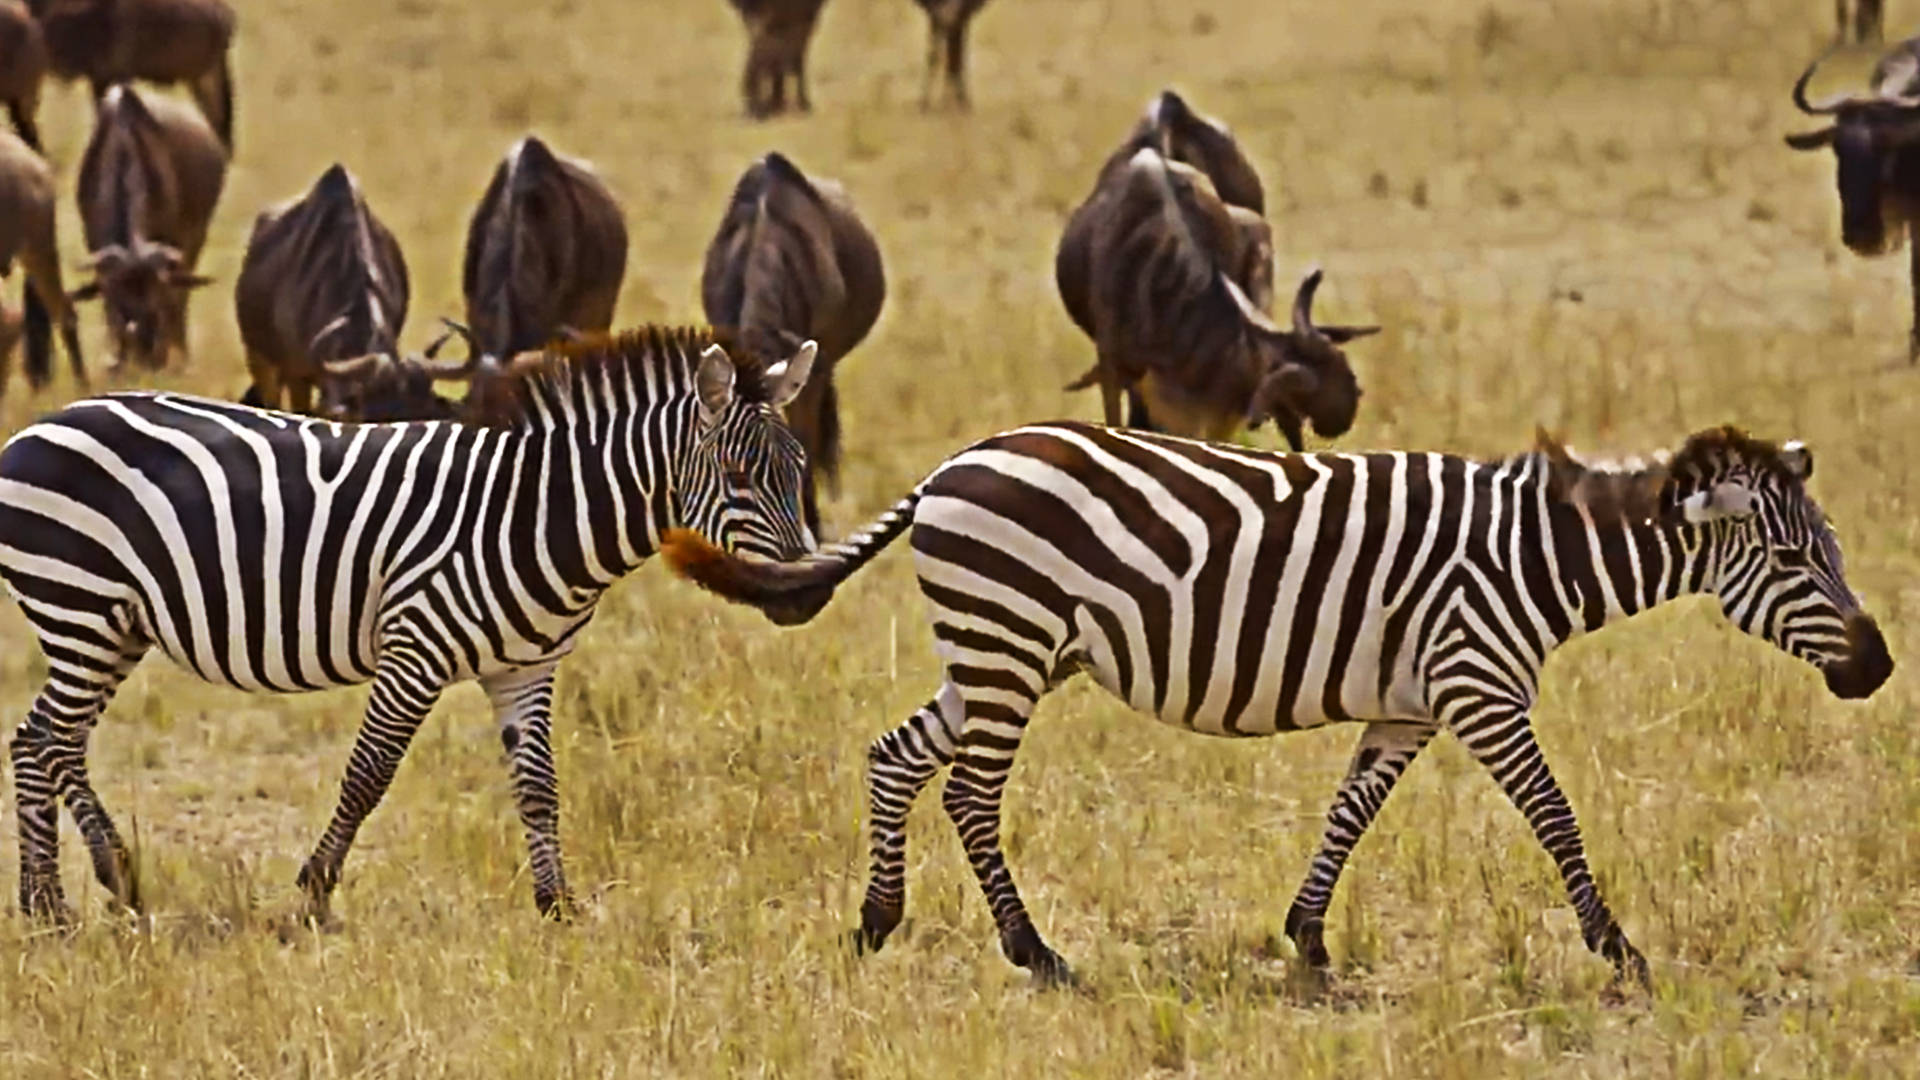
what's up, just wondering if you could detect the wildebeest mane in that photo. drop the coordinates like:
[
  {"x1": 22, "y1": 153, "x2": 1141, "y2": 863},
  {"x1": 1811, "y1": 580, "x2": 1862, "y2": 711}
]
[{"x1": 461, "y1": 324, "x2": 777, "y2": 430}]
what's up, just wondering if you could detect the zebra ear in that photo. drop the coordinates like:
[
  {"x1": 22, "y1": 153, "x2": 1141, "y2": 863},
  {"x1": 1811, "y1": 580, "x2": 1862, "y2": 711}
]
[
  {"x1": 697, "y1": 344, "x2": 736, "y2": 425},
  {"x1": 765, "y1": 340, "x2": 817, "y2": 411},
  {"x1": 1681, "y1": 481, "x2": 1759, "y2": 524},
  {"x1": 1779, "y1": 440, "x2": 1812, "y2": 481}
]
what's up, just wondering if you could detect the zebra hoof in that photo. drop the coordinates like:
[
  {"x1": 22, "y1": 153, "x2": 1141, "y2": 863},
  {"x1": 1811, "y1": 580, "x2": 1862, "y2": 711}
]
[
  {"x1": 536, "y1": 889, "x2": 577, "y2": 924},
  {"x1": 1284, "y1": 908, "x2": 1331, "y2": 970},
  {"x1": 20, "y1": 883, "x2": 74, "y2": 928},
  {"x1": 1026, "y1": 949, "x2": 1078, "y2": 991},
  {"x1": 851, "y1": 898, "x2": 902, "y2": 955}
]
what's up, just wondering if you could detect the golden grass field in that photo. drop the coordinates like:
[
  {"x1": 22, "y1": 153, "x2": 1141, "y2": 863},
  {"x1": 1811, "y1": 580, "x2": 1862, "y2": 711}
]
[{"x1": 3, "y1": 0, "x2": 1919, "y2": 1074}]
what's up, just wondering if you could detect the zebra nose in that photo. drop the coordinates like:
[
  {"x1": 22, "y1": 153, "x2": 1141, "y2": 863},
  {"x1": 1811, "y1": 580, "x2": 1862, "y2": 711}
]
[{"x1": 1823, "y1": 612, "x2": 1893, "y2": 700}]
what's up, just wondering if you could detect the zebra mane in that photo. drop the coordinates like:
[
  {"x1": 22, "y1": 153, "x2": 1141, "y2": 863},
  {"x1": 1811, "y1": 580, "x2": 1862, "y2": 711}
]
[
  {"x1": 463, "y1": 324, "x2": 777, "y2": 429},
  {"x1": 1528, "y1": 424, "x2": 1799, "y2": 522}
]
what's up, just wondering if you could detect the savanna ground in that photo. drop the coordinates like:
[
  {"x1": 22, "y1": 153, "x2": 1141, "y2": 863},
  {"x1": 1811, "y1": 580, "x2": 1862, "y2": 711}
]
[{"x1": 2, "y1": 0, "x2": 1918, "y2": 1075}]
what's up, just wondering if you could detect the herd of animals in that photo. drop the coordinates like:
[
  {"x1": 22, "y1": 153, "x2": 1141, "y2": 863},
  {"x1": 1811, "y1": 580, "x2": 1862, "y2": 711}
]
[{"x1": 0, "y1": 0, "x2": 1905, "y2": 997}]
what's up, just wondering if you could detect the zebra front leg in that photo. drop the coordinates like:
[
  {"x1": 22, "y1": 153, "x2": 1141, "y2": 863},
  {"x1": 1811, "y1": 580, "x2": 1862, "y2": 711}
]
[
  {"x1": 482, "y1": 664, "x2": 574, "y2": 920},
  {"x1": 296, "y1": 641, "x2": 447, "y2": 927},
  {"x1": 1444, "y1": 692, "x2": 1650, "y2": 988},
  {"x1": 941, "y1": 690, "x2": 1074, "y2": 986},
  {"x1": 1285, "y1": 721, "x2": 1436, "y2": 969},
  {"x1": 855, "y1": 682, "x2": 964, "y2": 953}
]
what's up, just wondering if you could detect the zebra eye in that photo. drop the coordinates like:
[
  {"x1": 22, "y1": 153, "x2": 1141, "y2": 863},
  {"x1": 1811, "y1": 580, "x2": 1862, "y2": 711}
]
[
  {"x1": 1773, "y1": 549, "x2": 1811, "y2": 569},
  {"x1": 725, "y1": 468, "x2": 752, "y2": 489}
]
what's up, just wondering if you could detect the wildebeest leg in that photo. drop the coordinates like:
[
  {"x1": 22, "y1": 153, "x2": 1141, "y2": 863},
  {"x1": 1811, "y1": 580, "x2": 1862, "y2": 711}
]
[
  {"x1": 1909, "y1": 221, "x2": 1920, "y2": 364},
  {"x1": 6, "y1": 97, "x2": 40, "y2": 154},
  {"x1": 921, "y1": 22, "x2": 942, "y2": 109},
  {"x1": 1123, "y1": 387, "x2": 1153, "y2": 430},
  {"x1": 946, "y1": 20, "x2": 970, "y2": 109},
  {"x1": 190, "y1": 57, "x2": 235, "y2": 151},
  {"x1": 287, "y1": 378, "x2": 315, "y2": 416},
  {"x1": 1858, "y1": 0, "x2": 1883, "y2": 43},
  {"x1": 794, "y1": 41, "x2": 812, "y2": 112},
  {"x1": 20, "y1": 240, "x2": 82, "y2": 387},
  {"x1": 1275, "y1": 412, "x2": 1307, "y2": 452},
  {"x1": 20, "y1": 287, "x2": 51, "y2": 390}
]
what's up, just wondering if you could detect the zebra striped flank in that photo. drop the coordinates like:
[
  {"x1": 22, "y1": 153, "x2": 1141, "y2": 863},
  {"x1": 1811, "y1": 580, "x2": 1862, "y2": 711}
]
[
  {"x1": 0, "y1": 323, "x2": 818, "y2": 926},
  {"x1": 666, "y1": 419, "x2": 1891, "y2": 988}
]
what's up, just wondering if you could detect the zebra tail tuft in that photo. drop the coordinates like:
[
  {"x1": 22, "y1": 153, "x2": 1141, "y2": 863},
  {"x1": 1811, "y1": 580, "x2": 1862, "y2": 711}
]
[{"x1": 660, "y1": 489, "x2": 922, "y2": 624}]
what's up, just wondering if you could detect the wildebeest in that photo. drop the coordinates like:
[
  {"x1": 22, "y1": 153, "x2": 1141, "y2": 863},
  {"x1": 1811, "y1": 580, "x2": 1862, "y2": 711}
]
[
  {"x1": 1056, "y1": 148, "x2": 1376, "y2": 450},
  {"x1": 0, "y1": 2, "x2": 46, "y2": 151},
  {"x1": 701, "y1": 151, "x2": 884, "y2": 533},
  {"x1": 32, "y1": 0, "x2": 235, "y2": 149},
  {"x1": 912, "y1": 0, "x2": 991, "y2": 110},
  {"x1": 0, "y1": 131, "x2": 84, "y2": 395},
  {"x1": 727, "y1": 0, "x2": 826, "y2": 119},
  {"x1": 72, "y1": 84, "x2": 225, "y2": 372},
  {"x1": 1837, "y1": 0, "x2": 1884, "y2": 44},
  {"x1": 234, "y1": 163, "x2": 415, "y2": 417},
  {"x1": 1785, "y1": 36, "x2": 1920, "y2": 362},
  {"x1": 462, "y1": 134, "x2": 627, "y2": 376}
]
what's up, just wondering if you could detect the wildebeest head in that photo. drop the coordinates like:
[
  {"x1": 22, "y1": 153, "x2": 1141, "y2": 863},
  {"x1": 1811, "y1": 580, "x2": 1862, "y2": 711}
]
[
  {"x1": 1785, "y1": 42, "x2": 1920, "y2": 255},
  {"x1": 1246, "y1": 269, "x2": 1380, "y2": 440},
  {"x1": 71, "y1": 238, "x2": 211, "y2": 369},
  {"x1": 317, "y1": 317, "x2": 479, "y2": 422}
]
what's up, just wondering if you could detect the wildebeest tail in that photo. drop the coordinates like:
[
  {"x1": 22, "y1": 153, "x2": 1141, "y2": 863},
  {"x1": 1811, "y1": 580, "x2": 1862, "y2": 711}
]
[
  {"x1": 661, "y1": 488, "x2": 922, "y2": 623},
  {"x1": 210, "y1": 53, "x2": 234, "y2": 151},
  {"x1": 816, "y1": 376, "x2": 841, "y2": 485},
  {"x1": 22, "y1": 286, "x2": 51, "y2": 388}
]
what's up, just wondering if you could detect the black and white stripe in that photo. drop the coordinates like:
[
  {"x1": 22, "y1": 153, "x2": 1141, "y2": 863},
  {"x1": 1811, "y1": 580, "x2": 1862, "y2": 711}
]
[
  {"x1": 0, "y1": 326, "x2": 817, "y2": 923},
  {"x1": 665, "y1": 420, "x2": 1891, "y2": 985}
]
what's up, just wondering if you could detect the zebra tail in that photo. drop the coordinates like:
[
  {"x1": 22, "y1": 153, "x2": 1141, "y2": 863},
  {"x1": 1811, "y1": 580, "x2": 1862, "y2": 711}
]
[{"x1": 661, "y1": 489, "x2": 922, "y2": 624}]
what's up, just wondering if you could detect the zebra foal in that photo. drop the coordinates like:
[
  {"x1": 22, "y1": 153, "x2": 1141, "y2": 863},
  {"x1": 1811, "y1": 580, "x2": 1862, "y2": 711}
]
[
  {"x1": 0, "y1": 326, "x2": 818, "y2": 925},
  {"x1": 664, "y1": 422, "x2": 1893, "y2": 986}
]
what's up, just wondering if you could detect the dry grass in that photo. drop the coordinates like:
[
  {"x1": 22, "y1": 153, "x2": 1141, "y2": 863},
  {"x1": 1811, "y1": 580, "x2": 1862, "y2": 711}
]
[{"x1": 3, "y1": 0, "x2": 1919, "y2": 1075}]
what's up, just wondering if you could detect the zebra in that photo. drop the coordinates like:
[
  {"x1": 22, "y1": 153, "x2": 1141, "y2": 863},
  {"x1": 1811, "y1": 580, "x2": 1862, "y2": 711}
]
[
  {"x1": 0, "y1": 325, "x2": 818, "y2": 925},
  {"x1": 662, "y1": 421, "x2": 1894, "y2": 986}
]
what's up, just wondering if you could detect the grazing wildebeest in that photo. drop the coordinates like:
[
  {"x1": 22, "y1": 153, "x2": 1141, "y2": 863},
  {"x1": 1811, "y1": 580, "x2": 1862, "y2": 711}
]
[
  {"x1": 460, "y1": 134, "x2": 627, "y2": 408},
  {"x1": 727, "y1": 0, "x2": 826, "y2": 119},
  {"x1": 0, "y1": 130, "x2": 84, "y2": 394},
  {"x1": 1055, "y1": 148, "x2": 1375, "y2": 450},
  {"x1": 234, "y1": 163, "x2": 413, "y2": 417},
  {"x1": 701, "y1": 151, "x2": 885, "y2": 534},
  {"x1": 1837, "y1": 0, "x2": 1884, "y2": 44},
  {"x1": 0, "y1": 2, "x2": 46, "y2": 151},
  {"x1": 72, "y1": 84, "x2": 225, "y2": 372},
  {"x1": 1785, "y1": 36, "x2": 1920, "y2": 362},
  {"x1": 32, "y1": 0, "x2": 235, "y2": 149},
  {"x1": 912, "y1": 0, "x2": 991, "y2": 110}
]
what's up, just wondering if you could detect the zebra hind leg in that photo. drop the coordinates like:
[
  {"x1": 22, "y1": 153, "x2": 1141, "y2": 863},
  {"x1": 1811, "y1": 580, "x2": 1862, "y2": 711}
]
[
  {"x1": 1446, "y1": 694, "x2": 1650, "y2": 989},
  {"x1": 482, "y1": 664, "x2": 574, "y2": 920},
  {"x1": 1284, "y1": 721, "x2": 1436, "y2": 969},
  {"x1": 11, "y1": 617, "x2": 150, "y2": 921},
  {"x1": 940, "y1": 685, "x2": 1077, "y2": 986},
  {"x1": 295, "y1": 637, "x2": 447, "y2": 928},
  {"x1": 854, "y1": 682, "x2": 964, "y2": 954}
]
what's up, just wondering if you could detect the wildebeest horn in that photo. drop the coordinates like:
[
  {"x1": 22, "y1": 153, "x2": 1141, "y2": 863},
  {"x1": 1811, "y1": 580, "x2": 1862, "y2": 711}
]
[
  {"x1": 1792, "y1": 47, "x2": 1850, "y2": 114},
  {"x1": 1291, "y1": 267, "x2": 1325, "y2": 337},
  {"x1": 308, "y1": 314, "x2": 351, "y2": 353},
  {"x1": 321, "y1": 353, "x2": 385, "y2": 379},
  {"x1": 418, "y1": 349, "x2": 479, "y2": 379}
]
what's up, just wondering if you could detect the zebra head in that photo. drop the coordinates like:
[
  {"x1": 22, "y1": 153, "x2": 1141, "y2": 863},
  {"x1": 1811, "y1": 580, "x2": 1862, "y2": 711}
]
[
  {"x1": 1678, "y1": 438, "x2": 1892, "y2": 700},
  {"x1": 675, "y1": 339, "x2": 818, "y2": 561}
]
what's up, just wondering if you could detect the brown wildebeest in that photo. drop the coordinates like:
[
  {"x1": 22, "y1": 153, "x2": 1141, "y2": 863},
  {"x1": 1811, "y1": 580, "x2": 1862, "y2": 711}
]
[
  {"x1": 1055, "y1": 147, "x2": 1376, "y2": 450},
  {"x1": 0, "y1": 2, "x2": 46, "y2": 151},
  {"x1": 0, "y1": 130, "x2": 83, "y2": 395},
  {"x1": 234, "y1": 163, "x2": 420, "y2": 417},
  {"x1": 33, "y1": 0, "x2": 235, "y2": 149},
  {"x1": 72, "y1": 83, "x2": 225, "y2": 372},
  {"x1": 1837, "y1": 0, "x2": 1884, "y2": 44},
  {"x1": 1785, "y1": 36, "x2": 1920, "y2": 362},
  {"x1": 458, "y1": 133, "x2": 627, "y2": 415},
  {"x1": 912, "y1": 0, "x2": 991, "y2": 110},
  {"x1": 701, "y1": 151, "x2": 884, "y2": 534},
  {"x1": 727, "y1": 0, "x2": 826, "y2": 119}
]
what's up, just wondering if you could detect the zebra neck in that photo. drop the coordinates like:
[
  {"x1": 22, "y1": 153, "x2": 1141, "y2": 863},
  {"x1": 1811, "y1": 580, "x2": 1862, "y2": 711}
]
[
  {"x1": 488, "y1": 377, "x2": 689, "y2": 587},
  {"x1": 1546, "y1": 501, "x2": 1714, "y2": 639}
]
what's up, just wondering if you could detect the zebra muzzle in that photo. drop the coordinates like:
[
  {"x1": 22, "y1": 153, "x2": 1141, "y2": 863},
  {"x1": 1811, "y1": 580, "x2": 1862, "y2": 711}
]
[{"x1": 1823, "y1": 613, "x2": 1893, "y2": 700}]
